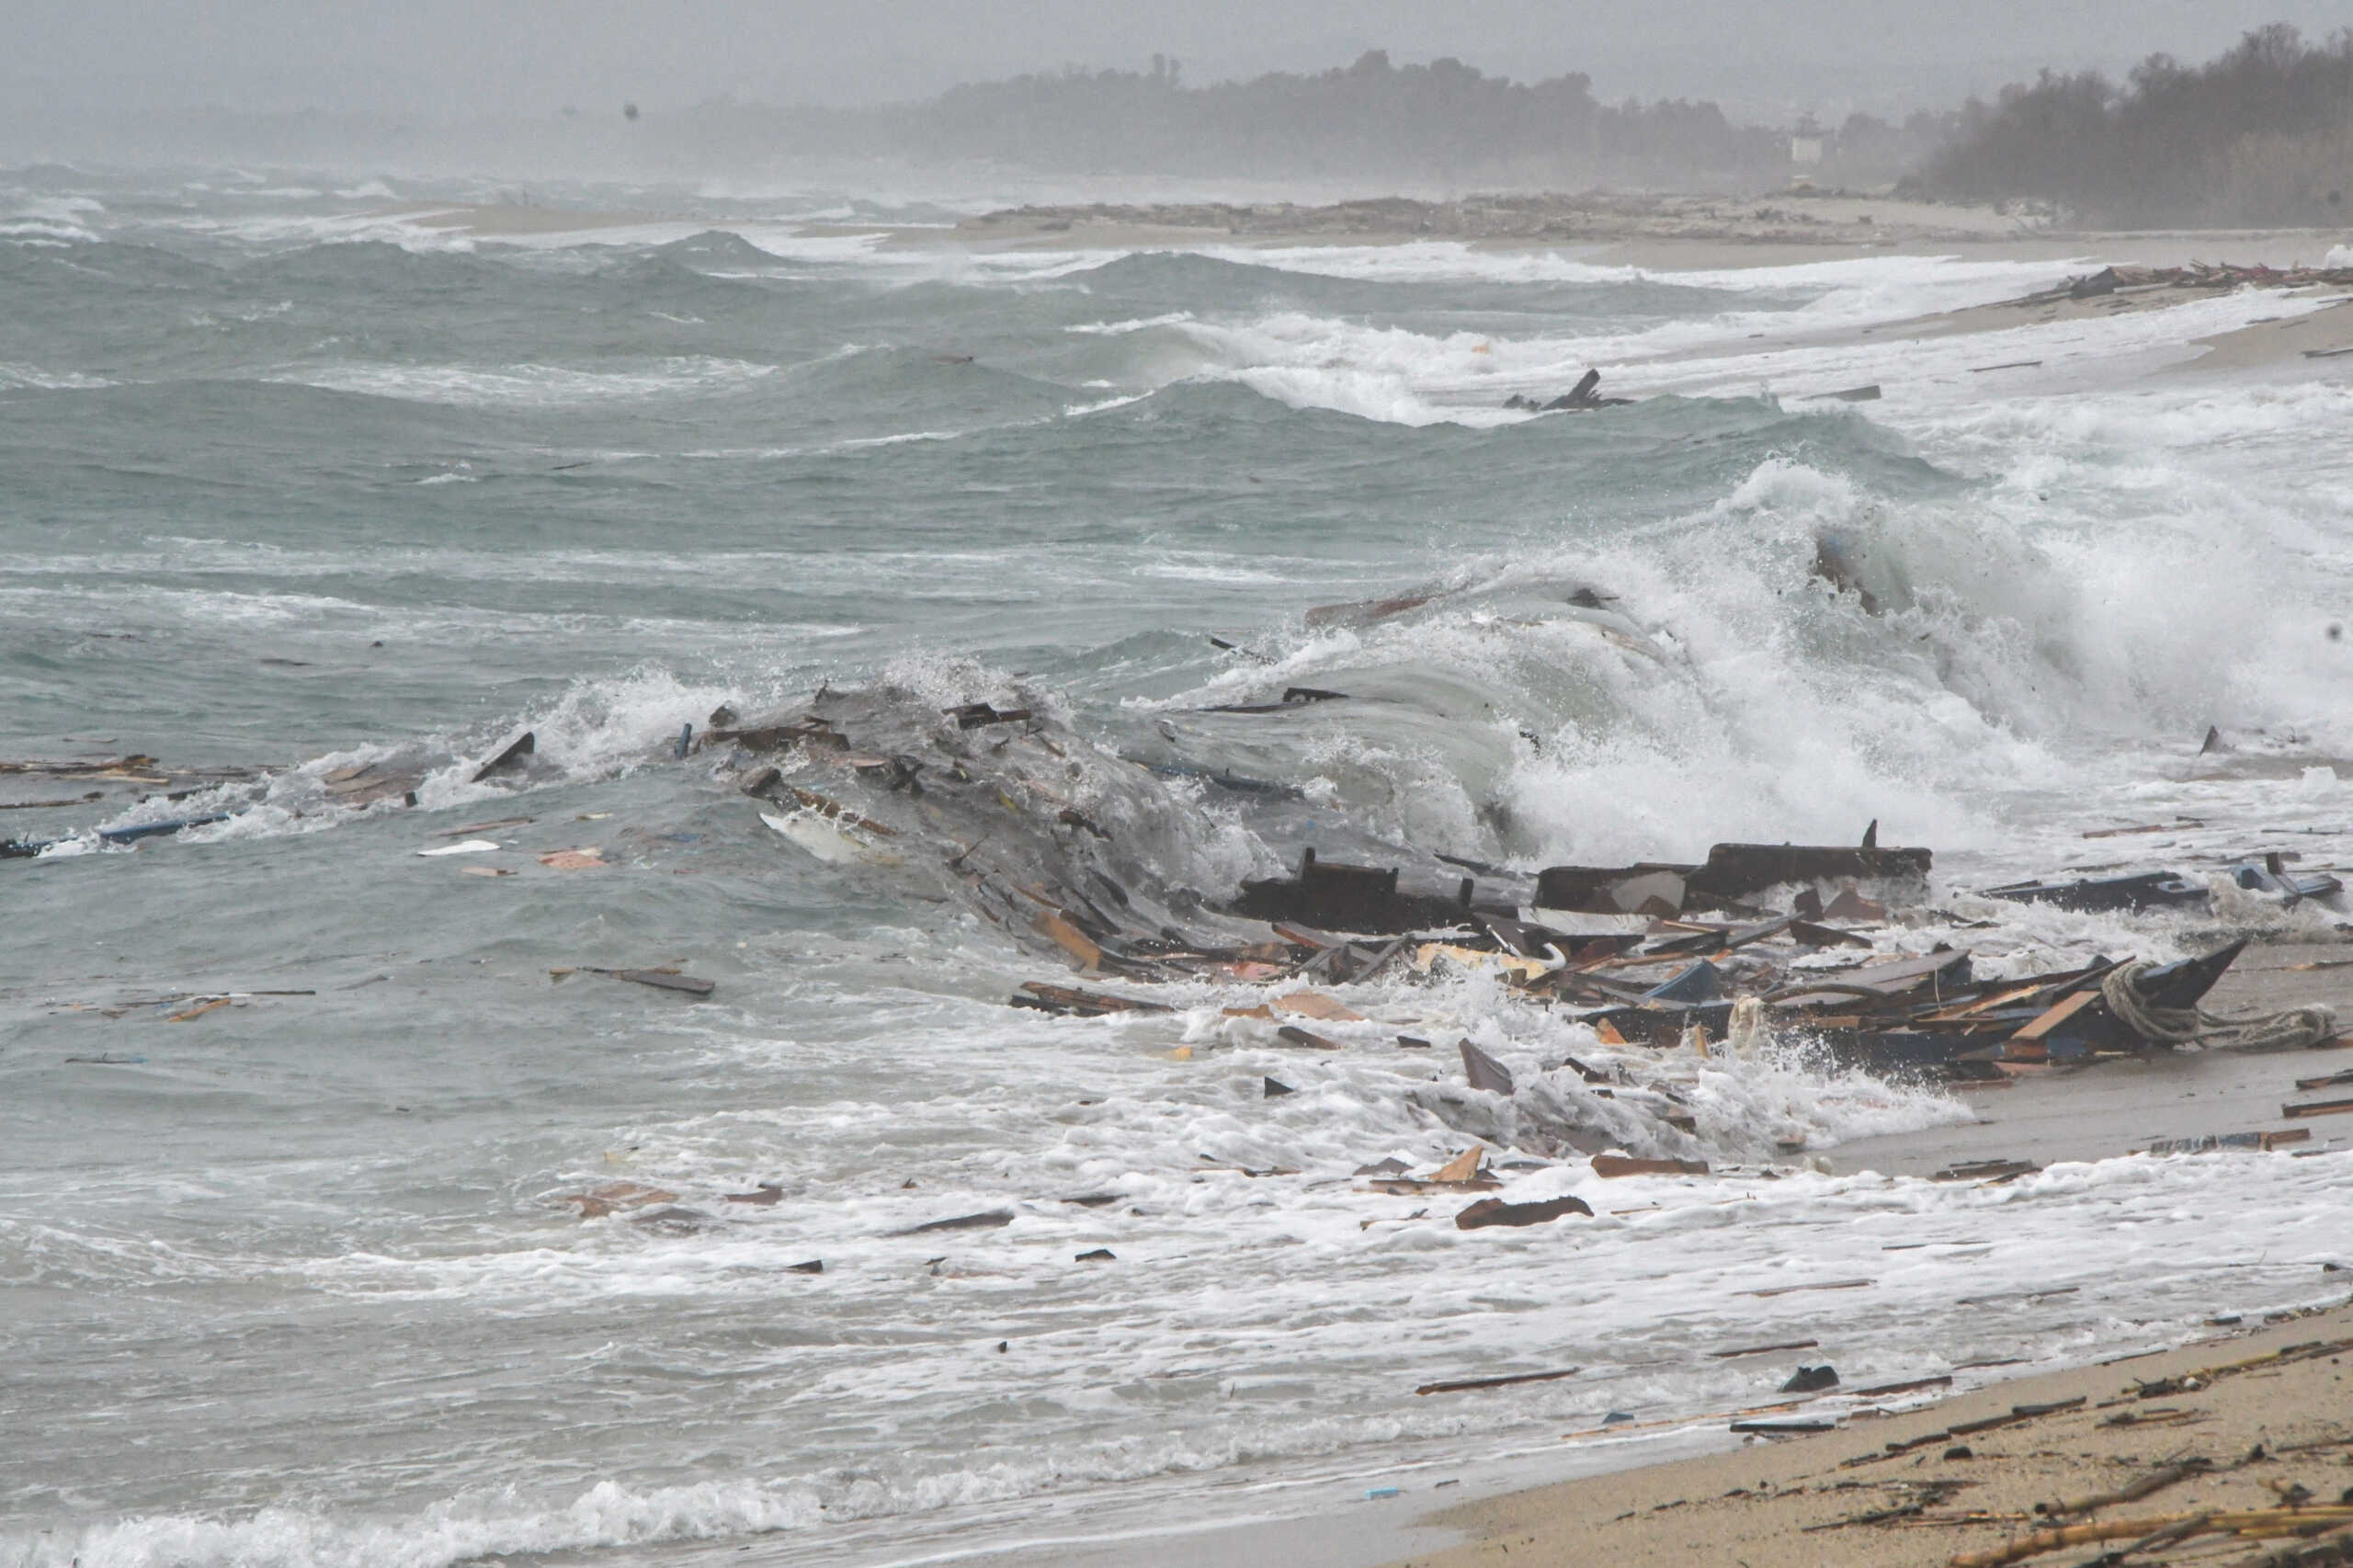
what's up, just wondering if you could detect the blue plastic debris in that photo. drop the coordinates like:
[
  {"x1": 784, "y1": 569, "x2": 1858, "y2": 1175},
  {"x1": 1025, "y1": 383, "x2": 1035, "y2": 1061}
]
[
  {"x1": 1364, "y1": 1486, "x2": 1402, "y2": 1500},
  {"x1": 1643, "y1": 960, "x2": 1722, "y2": 1005}
]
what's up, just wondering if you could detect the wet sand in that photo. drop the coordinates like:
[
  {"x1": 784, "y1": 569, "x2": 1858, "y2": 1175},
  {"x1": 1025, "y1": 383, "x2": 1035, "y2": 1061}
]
[{"x1": 1392, "y1": 1300, "x2": 2353, "y2": 1568}]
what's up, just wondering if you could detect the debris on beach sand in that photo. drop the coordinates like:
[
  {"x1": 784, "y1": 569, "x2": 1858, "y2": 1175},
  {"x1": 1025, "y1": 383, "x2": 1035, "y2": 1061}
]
[{"x1": 2023, "y1": 261, "x2": 2353, "y2": 304}]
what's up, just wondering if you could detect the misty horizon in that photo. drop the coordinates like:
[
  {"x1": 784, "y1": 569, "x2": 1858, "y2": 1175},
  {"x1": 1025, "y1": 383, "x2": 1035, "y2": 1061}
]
[{"x1": 12, "y1": 0, "x2": 2353, "y2": 130}]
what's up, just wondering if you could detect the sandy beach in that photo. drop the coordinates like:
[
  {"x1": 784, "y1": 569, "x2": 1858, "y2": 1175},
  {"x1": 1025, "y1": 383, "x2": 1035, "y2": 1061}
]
[{"x1": 1395, "y1": 1301, "x2": 2353, "y2": 1568}]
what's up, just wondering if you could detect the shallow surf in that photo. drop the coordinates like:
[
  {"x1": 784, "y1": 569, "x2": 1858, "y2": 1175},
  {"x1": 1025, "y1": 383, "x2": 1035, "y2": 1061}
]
[{"x1": 4, "y1": 165, "x2": 2352, "y2": 1568}]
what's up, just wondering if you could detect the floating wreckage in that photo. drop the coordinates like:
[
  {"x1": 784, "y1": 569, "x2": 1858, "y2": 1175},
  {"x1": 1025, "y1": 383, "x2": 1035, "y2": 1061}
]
[
  {"x1": 695, "y1": 686, "x2": 2341, "y2": 1098},
  {"x1": 18, "y1": 654, "x2": 2347, "y2": 1135},
  {"x1": 1504, "y1": 368, "x2": 1634, "y2": 413},
  {"x1": 1986, "y1": 854, "x2": 2342, "y2": 915},
  {"x1": 0, "y1": 752, "x2": 258, "y2": 858}
]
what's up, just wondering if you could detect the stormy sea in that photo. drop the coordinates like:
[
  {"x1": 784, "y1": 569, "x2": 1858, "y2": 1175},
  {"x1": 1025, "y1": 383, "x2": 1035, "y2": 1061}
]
[{"x1": 4, "y1": 167, "x2": 2350, "y2": 1568}]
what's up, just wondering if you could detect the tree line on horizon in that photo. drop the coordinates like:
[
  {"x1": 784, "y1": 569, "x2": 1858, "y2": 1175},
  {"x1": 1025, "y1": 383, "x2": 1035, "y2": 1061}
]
[
  {"x1": 1917, "y1": 25, "x2": 2353, "y2": 225},
  {"x1": 698, "y1": 30, "x2": 2353, "y2": 224},
  {"x1": 688, "y1": 51, "x2": 1944, "y2": 190}
]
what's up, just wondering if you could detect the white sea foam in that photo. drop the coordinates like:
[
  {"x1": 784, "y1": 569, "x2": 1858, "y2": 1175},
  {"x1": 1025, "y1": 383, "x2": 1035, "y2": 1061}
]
[
  {"x1": 1067, "y1": 312, "x2": 1196, "y2": 335},
  {"x1": 16, "y1": 184, "x2": 2353, "y2": 1568},
  {"x1": 273, "y1": 356, "x2": 778, "y2": 408},
  {"x1": 40, "y1": 1131, "x2": 2338, "y2": 1568},
  {"x1": 0, "y1": 362, "x2": 113, "y2": 390},
  {"x1": 1161, "y1": 274, "x2": 2337, "y2": 428}
]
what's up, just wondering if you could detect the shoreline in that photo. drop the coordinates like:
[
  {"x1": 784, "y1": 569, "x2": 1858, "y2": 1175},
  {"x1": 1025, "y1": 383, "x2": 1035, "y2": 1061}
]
[
  {"x1": 1389, "y1": 1299, "x2": 2353, "y2": 1568},
  {"x1": 401, "y1": 193, "x2": 2353, "y2": 377}
]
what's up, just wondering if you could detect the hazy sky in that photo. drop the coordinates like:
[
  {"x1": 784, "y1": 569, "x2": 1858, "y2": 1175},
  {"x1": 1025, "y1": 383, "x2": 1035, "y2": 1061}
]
[{"x1": 14, "y1": 0, "x2": 2349, "y2": 120}]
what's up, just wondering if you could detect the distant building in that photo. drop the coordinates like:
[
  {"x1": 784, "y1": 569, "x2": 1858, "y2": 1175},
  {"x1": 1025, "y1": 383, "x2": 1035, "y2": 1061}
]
[{"x1": 1789, "y1": 114, "x2": 1827, "y2": 167}]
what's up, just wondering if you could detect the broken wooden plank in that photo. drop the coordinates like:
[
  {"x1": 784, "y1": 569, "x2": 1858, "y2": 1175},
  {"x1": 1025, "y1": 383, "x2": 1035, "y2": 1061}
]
[
  {"x1": 472, "y1": 731, "x2": 535, "y2": 782},
  {"x1": 1460, "y1": 1039, "x2": 1515, "y2": 1095},
  {"x1": 2032, "y1": 1460, "x2": 2210, "y2": 1521},
  {"x1": 1731, "y1": 1418, "x2": 1838, "y2": 1435},
  {"x1": 1847, "y1": 1374, "x2": 1954, "y2": 1399},
  {"x1": 2010, "y1": 988, "x2": 2101, "y2": 1043},
  {"x1": 1591, "y1": 1154, "x2": 1710, "y2": 1178},
  {"x1": 1711, "y1": 1339, "x2": 1820, "y2": 1359},
  {"x1": 2282, "y1": 1096, "x2": 2353, "y2": 1119},
  {"x1": 1431, "y1": 1147, "x2": 1486, "y2": 1183},
  {"x1": 1744, "y1": 1278, "x2": 1872, "y2": 1299},
  {"x1": 596, "y1": 968, "x2": 716, "y2": 997},
  {"x1": 1455, "y1": 1195, "x2": 1593, "y2": 1230},
  {"x1": 1033, "y1": 908, "x2": 1102, "y2": 970},
  {"x1": 895, "y1": 1209, "x2": 1014, "y2": 1235},
  {"x1": 1273, "y1": 991, "x2": 1365, "y2": 1023},
  {"x1": 1933, "y1": 1159, "x2": 2040, "y2": 1182},
  {"x1": 1012, "y1": 982, "x2": 1173, "y2": 1017},
  {"x1": 1415, "y1": 1366, "x2": 1581, "y2": 1395},
  {"x1": 1948, "y1": 1396, "x2": 2085, "y2": 1437}
]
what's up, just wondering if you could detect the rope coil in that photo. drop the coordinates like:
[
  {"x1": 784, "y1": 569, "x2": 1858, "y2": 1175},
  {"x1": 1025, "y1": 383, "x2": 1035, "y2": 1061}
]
[{"x1": 2098, "y1": 960, "x2": 2336, "y2": 1051}]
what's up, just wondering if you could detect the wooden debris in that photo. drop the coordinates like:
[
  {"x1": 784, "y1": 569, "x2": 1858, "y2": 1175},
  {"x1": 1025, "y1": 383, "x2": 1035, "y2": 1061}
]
[
  {"x1": 575, "y1": 967, "x2": 715, "y2": 996},
  {"x1": 1455, "y1": 1194, "x2": 1594, "y2": 1229},
  {"x1": 1934, "y1": 1159, "x2": 2041, "y2": 1183},
  {"x1": 2147, "y1": 1131, "x2": 2309, "y2": 1154},
  {"x1": 1272, "y1": 991, "x2": 1364, "y2": 1022},
  {"x1": 1847, "y1": 1374, "x2": 1954, "y2": 1399},
  {"x1": 1415, "y1": 1366, "x2": 1581, "y2": 1395},
  {"x1": 1732, "y1": 1418, "x2": 1838, "y2": 1435},
  {"x1": 946, "y1": 702, "x2": 1033, "y2": 729},
  {"x1": 1431, "y1": 1147, "x2": 1487, "y2": 1183},
  {"x1": 1950, "y1": 1507, "x2": 2353, "y2": 1568},
  {"x1": 472, "y1": 731, "x2": 535, "y2": 782},
  {"x1": 1012, "y1": 982, "x2": 1172, "y2": 1017},
  {"x1": 2034, "y1": 1460, "x2": 2211, "y2": 1521},
  {"x1": 1949, "y1": 1397, "x2": 2086, "y2": 1437},
  {"x1": 896, "y1": 1209, "x2": 1015, "y2": 1234},
  {"x1": 1711, "y1": 1339, "x2": 1820, "y2": 1359},
  {"x1": 433, "y1": 816, "x2": 533, "y2": 837},
  {"x1": 562, "y1": 1181, "x2": 676, "y2": 1218},
  {"x1": 1745, "y1": 1278, "x2": 1873, "y2": 1299},
  {"x1": 1592, "y1": 1154, "x2": 1710, "y2": 1178},
  {"x1": 1460, "y1": 1038, "x2": 1515, "y2": 1095},
  {"x1": 166, "y1": 997, "x2": 233, "y2": 1023}
]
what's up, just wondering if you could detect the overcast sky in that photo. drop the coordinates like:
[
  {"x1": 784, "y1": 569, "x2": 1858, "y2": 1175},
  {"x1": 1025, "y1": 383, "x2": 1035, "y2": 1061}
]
[{"x1": 14, "y1": 0, "x2": 2349, "y2": 120}]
